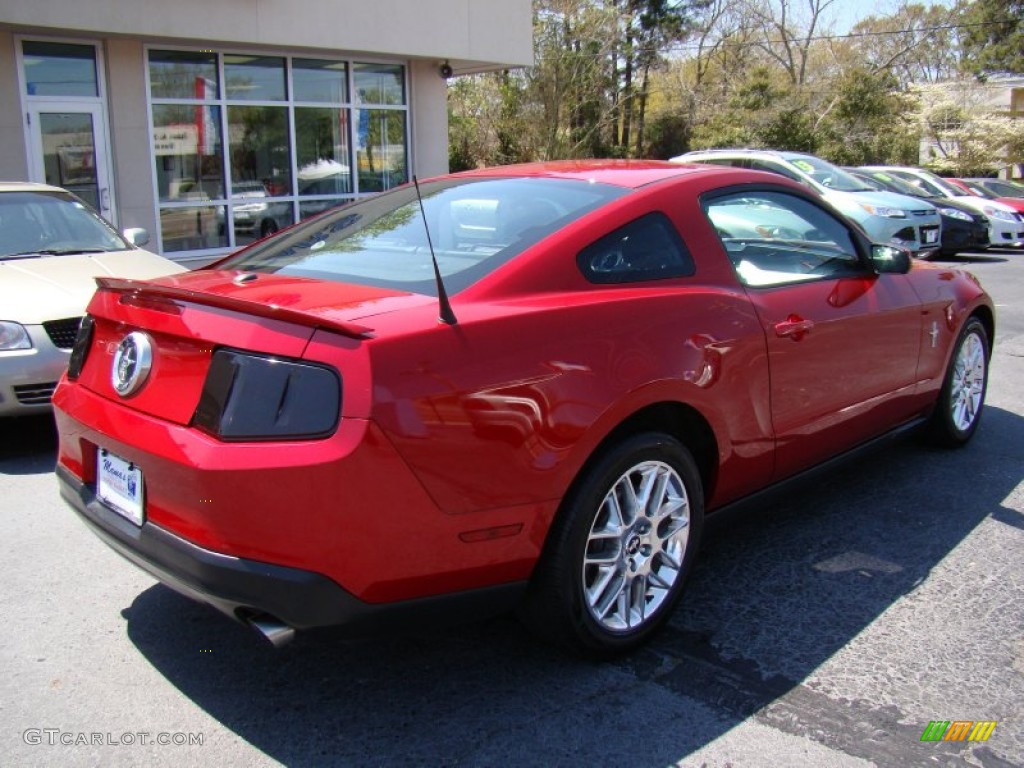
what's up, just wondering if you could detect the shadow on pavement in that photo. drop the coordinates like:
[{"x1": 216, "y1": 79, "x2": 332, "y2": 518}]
[
  {"x1": 117, "y1": 405, "x2": 1023, "y2": 766},
  {"x1": 0, "y1": 414, "x2": 57, "y2": 476}
]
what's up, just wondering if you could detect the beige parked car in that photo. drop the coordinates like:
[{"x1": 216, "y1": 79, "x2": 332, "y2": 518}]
[{"x1": 0, "y1": 182, "x2": 186, "y2": 416}]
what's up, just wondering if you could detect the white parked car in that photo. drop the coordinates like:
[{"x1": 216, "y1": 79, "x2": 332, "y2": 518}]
[
  {"x1": 0, "y1": 182, "x2": 186, "y2": 416},
  {"x1": 860, "y1": 166, "x2": 1024, "y2": 249}
]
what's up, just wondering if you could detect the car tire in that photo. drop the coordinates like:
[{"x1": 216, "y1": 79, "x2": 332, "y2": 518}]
[
  {"x1": 519, "y1": 433, "x2": 704, "y2": 658},
  {"x1": 261, "y1": 219, "x2": 279, "y2": 238},
  {"x1": 928, "y1": 317, "x2": 989, "y2": 447}
]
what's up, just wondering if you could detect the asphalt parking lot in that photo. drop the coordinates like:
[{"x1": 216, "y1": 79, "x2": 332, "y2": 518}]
[{"x1": 1, "y1": 249, "x2": 1022, "y2": 768}]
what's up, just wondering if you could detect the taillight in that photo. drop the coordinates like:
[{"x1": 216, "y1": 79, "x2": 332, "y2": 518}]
[
  {"x1": 67, "y1": 315, "x2": 95, "y2": 381},
  {"x1": 193, "y1": 349, "x2": 341, "y2": 440}
]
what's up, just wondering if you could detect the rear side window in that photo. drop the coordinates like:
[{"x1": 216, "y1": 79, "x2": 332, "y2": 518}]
[{"x1": 577, "y1": 212, "x2": 695, "y2": 284}]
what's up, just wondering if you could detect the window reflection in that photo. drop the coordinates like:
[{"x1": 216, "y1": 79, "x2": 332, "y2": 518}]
[
  {"x1": 149, "y1": 51, "x2": 408, "y2": 254},
  {"x1": 160, "y1": 205, "x2": 225, "y2": 253},
  {"x1": 356, "y1": 109, "x2": 407, "y2": 192},
  {"x1": 149, "y1": 50, "x2": 218, "y2": 100},
  {"x1": 296, "y1": 108, "x2": 351, "y2": 195},
  {"x1": 231, "y1": 192, "x2": 295, "y2": 246},
  {"x1": 294, "y1": 59, "x2": 348, "y2": 103},
  {"x1": 152, "y1": 104, "x2": 224, "y2": 203},
  {"x1": 299, "y1": 200, "x2": 349, "y2": 221},
  {"x1": 22, "y1": 42, "x2": 98, "y2": 97},
  {"x1": 38, "y1": 113, "x2": 100, "y2": 209},
  {"x1": 354, "y1": 63, "x2": 404, "y2": 105},
  {"x1": 225, "y1": 55, "x2": 286, "y2": 101},
  {"x1": 228, "y1": 106, "x2": 291, "y2": 195}
]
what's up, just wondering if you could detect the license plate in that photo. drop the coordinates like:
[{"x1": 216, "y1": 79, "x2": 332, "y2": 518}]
[
  {"x1": 924, "y1": 229, "x2": 939, "y2": 244},
  {"x1": 97, "y1": 449, "x2": 145, "y2": 526}
]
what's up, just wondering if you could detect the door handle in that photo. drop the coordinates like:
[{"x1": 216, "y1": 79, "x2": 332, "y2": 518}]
[
  {"x1": 774, "y1": 315, "x2": 814, "y2": 340},
  {"x1": 100, "y1": 187, "x2": 111, "y2": 212}
]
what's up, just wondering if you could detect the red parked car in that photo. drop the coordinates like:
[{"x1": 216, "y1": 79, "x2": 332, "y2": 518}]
[
  {"x1": 54, "y1": 161, "x2": 994, "y2": 657},
  {"x1": 946, "y1": 177, "x2": 1024, "y2": 215}
]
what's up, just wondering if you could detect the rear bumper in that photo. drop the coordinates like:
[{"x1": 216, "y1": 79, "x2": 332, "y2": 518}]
[{"x1": 57, "y1": 463, "x2": 525, "y2": 632}]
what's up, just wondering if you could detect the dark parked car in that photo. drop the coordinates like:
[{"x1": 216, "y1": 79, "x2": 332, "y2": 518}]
[
  {"x1": 848, "y1": 168, "x2": 990, "y2": 256},
  {"x1": 54, "y1": 161, "x2": 994, "y2": 657}
]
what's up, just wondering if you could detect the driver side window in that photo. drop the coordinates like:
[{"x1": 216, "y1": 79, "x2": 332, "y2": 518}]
[{"x1": 704, "y1": 191, "x2": 862, "y2": 287}]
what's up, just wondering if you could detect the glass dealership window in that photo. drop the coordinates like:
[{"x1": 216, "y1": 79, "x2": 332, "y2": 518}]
[
  {"x1": 354, "y1": 63, "x2": 404, "y2": 105},
  {"x1": 228, "y1": 105, "x2": 291, "y2": 194},
  {"x1": 149, "y1": 50, "x2": 218, "y2": 100},
  {"x1": 296, "y1": 108, "x2": 352, "y2": 195},
  {"x1": 224, "y1": 55, "x2": 286, "y2": 101},
  {"x1": 152, "y1": 104, "x2": 224, "y2": 202},
  {"x1": 148, "y1": 49, "x2": 407, "y2": 255},
  {"x1": 356, "y1": 109, "x2": 407, "y2": 192},
  {"x1": 294, "y1": 59, "x2": 347, "y2": 103},
  {"x1": 22, "y1": 41, "x2": 98, "y2": 97}
]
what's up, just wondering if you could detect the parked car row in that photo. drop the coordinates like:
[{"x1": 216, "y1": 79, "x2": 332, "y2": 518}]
[
  {"x1": 846, "y1": 168, "x2": 990, "y2": 257},
  {"x1": 862, "y1": 166, "x2": 1024, "y2": 250},
  {"x1": 669, "y1": 149, "x2": 1024, "y2": 256}
]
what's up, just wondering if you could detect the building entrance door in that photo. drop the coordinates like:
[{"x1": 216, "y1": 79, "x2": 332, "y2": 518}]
[{"x1": 27, "y1": 104, "x2": 113, "y2": 222}]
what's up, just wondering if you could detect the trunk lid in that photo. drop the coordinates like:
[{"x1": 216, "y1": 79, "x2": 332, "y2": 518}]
[{"x1": 73, "y1": 270, "x2": 432, "y2": 425}]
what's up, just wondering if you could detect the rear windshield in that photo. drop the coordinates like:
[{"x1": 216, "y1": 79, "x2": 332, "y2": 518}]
[{"x1": 215, "y1": 177, "x2": 626, "y2": 295}]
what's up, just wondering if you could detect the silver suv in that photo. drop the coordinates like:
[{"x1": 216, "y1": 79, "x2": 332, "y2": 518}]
[{"x1": 672, "y1": 149, "x2": 942, "y2": 256}]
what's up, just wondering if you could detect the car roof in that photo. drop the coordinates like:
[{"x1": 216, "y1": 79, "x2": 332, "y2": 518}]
[
  {"x1": 448, "y1": 159, "x2": 733, "y2": 189},
  {"x1": 673, "y1": 148, "x2": 789, "y2": 160},
  {"x1": 0, "y1": 181, "x2": 68, "y2": 194}
]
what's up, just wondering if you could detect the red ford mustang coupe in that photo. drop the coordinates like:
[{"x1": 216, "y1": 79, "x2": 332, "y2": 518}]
[{"x1": 54, "y1": 161, "x2": 993, "y2": 656}]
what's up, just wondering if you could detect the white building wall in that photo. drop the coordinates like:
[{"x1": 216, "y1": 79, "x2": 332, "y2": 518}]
[
  {"x1": 0, "y1": 0, "x2": 532, "y2": 72},
  {"x1": 105, "y1": 39, "x2": 158, "y2": 239},
  {"x1": 0, "y1": 1, "x2": 532, "y2": 257},
  {"x1": 0, "y1": 31, "x2": 29, "y2": 180}
]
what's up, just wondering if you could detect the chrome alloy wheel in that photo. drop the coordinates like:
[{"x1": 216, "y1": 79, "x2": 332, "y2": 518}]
[
  {"x1": 582, "y1": 460, "x2": 690, "y2": 632},
  {"x1": 950, "y1": 330, "x2": 986, "y2": 432}
]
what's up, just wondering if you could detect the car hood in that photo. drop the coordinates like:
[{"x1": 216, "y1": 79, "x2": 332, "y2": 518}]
[
  {"x1": 948, "y1": 195, "x2": 1019, "y2": 215},
  {"x1": 102, "y1": 269, "x2": 438, "y2": 338},
  {"x1": 843, "y1": 189, "x2": 937, "y2": 212},
  {"x1": 0, "y1": 249, "x2": 186, "y2": 324},
  {"x1": 929, "y1": 197, "x2": 983, "y2": 215}
]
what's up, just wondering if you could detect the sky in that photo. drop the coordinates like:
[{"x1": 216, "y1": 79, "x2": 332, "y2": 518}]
[{"x1": 830, "y1": 0, "x2": 957, "y2": 33}]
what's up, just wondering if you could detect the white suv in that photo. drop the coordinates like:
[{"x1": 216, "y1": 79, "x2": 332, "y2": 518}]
[{"x1": 673, "y1": 150, "x2": 942, "y2": 256}]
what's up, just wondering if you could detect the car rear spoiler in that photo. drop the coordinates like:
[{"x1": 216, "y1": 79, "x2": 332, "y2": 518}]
[{"x1": 94, "y1": 277, "x2": 374, "y2": 339}]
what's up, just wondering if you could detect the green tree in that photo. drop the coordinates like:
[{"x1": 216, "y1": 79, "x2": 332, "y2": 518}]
[
  {"x1": 816, "y1": 67, "x2": 920, "y2": 164},
  {"x1": 848, "y1": 2, "x2": 969, "y2": 87},
  {"x1": 962, "y1": 0, "x2": 1024, "y2": 75}
]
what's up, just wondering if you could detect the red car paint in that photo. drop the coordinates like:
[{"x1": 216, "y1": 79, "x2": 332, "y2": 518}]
[
  {"x1": 53, "y1": 160, "x2": 994, "y2": 626},
  {"x1": 947, "y1": 178, "x2": 1024, "y2": 214}
]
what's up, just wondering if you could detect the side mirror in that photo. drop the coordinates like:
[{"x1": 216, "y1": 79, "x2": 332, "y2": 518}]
[
  {"x1": 870, "y1": 244, "x2": 912, "y2": 274},
  {"x1": 122, "y1": 227, "x2": 150, "y2": 247}
]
